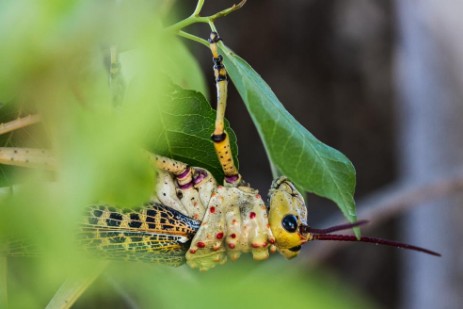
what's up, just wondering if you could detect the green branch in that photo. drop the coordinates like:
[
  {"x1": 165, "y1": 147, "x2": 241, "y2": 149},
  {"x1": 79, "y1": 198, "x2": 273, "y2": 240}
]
[
  {"x1": 192, "y1": 0, "x2": 205, "y2": 16},
  {"x1": 178, "y1": 31, "x2": 209, "y2": 47},
  {"x1": 166, "y1": 0, "x2": 247, "y2": 33}
]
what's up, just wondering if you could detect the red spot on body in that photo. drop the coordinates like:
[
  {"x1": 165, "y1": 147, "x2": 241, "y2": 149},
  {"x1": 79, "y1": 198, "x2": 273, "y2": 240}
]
[
  {"x1": 230, "y1": 233, "x2": 236, "y2": 239},
  {"x1": 228, "y1": 243, "x2": 235, "y2": 249},
  {"x1": 269, "y1": 238, "x2": 275, "y2": 244},
  {"x1": 210, "y1": 206, "x2": 216, "y2": 214},
  {"x1": 189, "y1": 249, "x2": 196, "y2": 254},
  {"x1": 255, "y1": 194, "x2": 261, "y2": 199},
  {"x1": 250, "y1": 212, "x2": 256, "y2": 219},
  {"x1": 216, "y1": 232, "x2": 224, "y2": 239},
  {"x1": 197, "y1": 241, "x2": 206, "y2": 248},
  {"x1": 251, "y1": 243, "x2": 259, "y2": 248}
]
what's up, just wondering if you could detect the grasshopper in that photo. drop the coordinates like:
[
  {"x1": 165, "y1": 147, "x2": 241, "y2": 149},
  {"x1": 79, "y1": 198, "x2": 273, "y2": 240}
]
[{"x1": 0, "y1": 33, "x2": 440, "y2": 271}]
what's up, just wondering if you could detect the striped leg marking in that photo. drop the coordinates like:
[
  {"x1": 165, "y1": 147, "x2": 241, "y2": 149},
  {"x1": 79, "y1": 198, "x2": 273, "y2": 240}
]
[{"x1": 208, "y1": 32, "x2": 241, "y2": 186}]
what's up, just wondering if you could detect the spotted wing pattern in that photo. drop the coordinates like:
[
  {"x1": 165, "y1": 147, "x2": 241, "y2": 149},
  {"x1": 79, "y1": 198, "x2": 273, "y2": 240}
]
[{"x1": 79, "y1": 202, "x2": 201, "y2": 266}]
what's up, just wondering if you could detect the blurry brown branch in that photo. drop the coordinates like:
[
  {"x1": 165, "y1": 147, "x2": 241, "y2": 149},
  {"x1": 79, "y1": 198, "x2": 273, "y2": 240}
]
[{"x1": 300, "y1": 168, "x2": 463, "y2": 266}]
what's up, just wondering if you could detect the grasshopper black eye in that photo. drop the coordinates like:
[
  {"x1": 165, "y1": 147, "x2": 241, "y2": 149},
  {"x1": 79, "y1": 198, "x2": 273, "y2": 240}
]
[{"x1": 282, "y1": 214, "x2": 298, "y2": 233}]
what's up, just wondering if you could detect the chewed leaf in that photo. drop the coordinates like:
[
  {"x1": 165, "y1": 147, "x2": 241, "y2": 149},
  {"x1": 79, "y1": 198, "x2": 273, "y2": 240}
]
[
  {"x1": 146, "y1": 84, "x2": 238, "y2": 183},
  {"x1": 219, "y1": 44, "x2": 358, "y2": 231}
]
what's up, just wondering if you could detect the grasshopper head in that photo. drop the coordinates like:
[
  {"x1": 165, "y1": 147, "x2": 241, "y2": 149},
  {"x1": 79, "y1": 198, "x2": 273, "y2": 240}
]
[
  {"x1": 268, "y1": 178, "x2": 441, "y2": 260},
  {"x1": 268, "y1": 177, "x2": 309, "y2": 259}
]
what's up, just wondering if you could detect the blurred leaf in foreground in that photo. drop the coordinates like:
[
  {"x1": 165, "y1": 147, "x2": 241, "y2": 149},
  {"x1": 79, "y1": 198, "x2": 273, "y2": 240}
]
[{"x1": 91, "y1": 259, "x2": 376, "y2": 309}]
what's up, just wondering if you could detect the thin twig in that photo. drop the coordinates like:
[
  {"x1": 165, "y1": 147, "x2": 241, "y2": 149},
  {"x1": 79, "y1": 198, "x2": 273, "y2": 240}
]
[
  {"x1": 177, "y1": 31, "x2": 209, "y2": 47},
  {"x1": 209, "y1": 0, "x2": 247, "y2": 21},
  {"x1": 45, "y1": 261, "x2": 108, "y2": 309},
  {"x1": 165, "y1": 0, "x2": 247, "y2": 32},
  {"x1": 192, "y1": 0, "x2": 205, "y2": 17},
  {"x1": 0, "y1": 114, "x2": 41, "y2": 136},
  {"x1": 300, "y1": 169, "x2": 463, "y2": 265}
]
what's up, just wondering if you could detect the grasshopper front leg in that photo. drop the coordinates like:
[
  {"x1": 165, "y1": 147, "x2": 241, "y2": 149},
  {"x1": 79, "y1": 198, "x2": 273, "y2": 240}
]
[
  {"x1": 208, "y1": 32, "x2": 242, "y2": 187},
  {"x1": 185, "y1": 185, "x2": 275, "y2": 271}
]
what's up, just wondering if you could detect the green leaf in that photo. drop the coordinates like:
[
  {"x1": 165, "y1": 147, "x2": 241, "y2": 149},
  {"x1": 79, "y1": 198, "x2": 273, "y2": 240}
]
[
  {"x1": 146, "y1": 84, "x2": 238, "y2": 183},
  {"x1": 120, "y1": 37, "x2": 208, "y2": 98},
  {"x1": 160, "y1": 37, "x2": 208, "y2": 98},
  {"x1": 219, "y1": 44, "x2": 358, "y2": 229}
]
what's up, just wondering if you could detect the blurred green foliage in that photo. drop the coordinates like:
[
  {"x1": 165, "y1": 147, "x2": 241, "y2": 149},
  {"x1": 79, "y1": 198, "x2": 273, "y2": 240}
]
[
  {"x1": 77, "y1": 260, "x2": 374, "y2": 309},
  {"x1": 0, "y1": 1, "x2": 366, "y2": 308}
]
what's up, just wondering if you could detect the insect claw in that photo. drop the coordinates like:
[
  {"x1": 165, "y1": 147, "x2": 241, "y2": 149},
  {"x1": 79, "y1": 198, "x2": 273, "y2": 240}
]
[
  {"x1": 269, "y1": 245, "x2": 277, "y2": 253},
  {"x1": 213, "y1": 255, "x2": 222, "y2": 263},
  {"x1": 229, "y1": 252, "x2": 241, "y2": 261},
  {"x1": 252, "y1": 249, "x2": 269, "y2": 261}
]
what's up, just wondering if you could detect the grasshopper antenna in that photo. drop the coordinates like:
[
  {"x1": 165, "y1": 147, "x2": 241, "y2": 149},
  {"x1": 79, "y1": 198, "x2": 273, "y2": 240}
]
[
  {"x1": 300, "y1": 220, "x2": 369, "y2": 234},
  {"x1": 300, "y1": 220, "x2": 441, "y2": 257}
]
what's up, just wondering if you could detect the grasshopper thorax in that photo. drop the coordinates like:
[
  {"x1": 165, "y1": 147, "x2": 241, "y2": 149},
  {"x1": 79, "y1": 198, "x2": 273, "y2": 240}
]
[{"x1": 268, "y1": 176, "x2": 309, "y2": 259}]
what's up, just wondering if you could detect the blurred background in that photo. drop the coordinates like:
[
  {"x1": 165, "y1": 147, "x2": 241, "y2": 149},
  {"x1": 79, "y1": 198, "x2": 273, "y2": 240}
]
[
  {"x1": 181, "y1": 1, "x2": 463, "y2": 308},
  {"x1": 1, "y1": 0, "x2": 462, "y2": 308}
]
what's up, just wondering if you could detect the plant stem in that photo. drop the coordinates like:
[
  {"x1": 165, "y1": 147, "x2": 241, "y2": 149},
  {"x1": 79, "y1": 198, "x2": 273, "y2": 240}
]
[
  {"x1": 178, "y1": 31, "x2": 209, "y2": 47},
  {"x1": 209, "y1": 0, "x2": 247, "y2": 21},
  {"x1": 165, "y1": 16, "x2": 209, "y2": 33},
  {"x1": 165, "y1": 0, "x2": 247, "y2": 33},
  {"x1": 192, "y1": 0, "x2": 205, "y2": 17},
  {"x1": 208, "y1": 21, "x2": 218, "y2": 33},
  {"x1": 45, "y1": 261, "x2": 108, "y2": 309}
]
